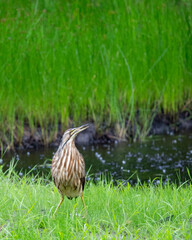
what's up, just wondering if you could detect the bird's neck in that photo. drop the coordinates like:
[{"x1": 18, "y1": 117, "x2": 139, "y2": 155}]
[{"x1": 69, "y1": 140, "x2": 76, "y2": 149}]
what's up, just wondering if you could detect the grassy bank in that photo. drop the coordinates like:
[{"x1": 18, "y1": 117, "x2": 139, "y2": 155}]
[
  {"x1": 0, "y1": 0, "x2": 192, "y2": 145},
  {"x1": 0, "y1": 164, "x2": 192, "y2": 239}
]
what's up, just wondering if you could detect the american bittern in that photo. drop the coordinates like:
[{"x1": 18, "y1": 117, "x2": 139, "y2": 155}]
[{"x1": 52, "y1": 124, "x2": 89, "y2": 215}]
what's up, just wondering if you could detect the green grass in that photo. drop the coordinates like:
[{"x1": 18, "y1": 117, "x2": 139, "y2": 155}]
[
  {"x1": 0, "y1": 0, "x2": 192, "y2": 145},
  {"x1": 0, "y1": 163, "x2": 192, "y2": 239}
]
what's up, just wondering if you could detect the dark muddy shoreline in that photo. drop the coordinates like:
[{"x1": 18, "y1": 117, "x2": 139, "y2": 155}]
[{"x1": 2, "y1": 111, "x2": 192, "y2": 151}]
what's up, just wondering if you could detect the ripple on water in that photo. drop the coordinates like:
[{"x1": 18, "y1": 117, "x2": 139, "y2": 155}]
[{"x1": 2, "y1": 134, "x2": 192, "y2": 183}]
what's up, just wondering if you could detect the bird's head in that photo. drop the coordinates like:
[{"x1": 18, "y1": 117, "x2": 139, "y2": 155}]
[{"x1": 62, "y1": 124, "x2": 89, "y2": 145}]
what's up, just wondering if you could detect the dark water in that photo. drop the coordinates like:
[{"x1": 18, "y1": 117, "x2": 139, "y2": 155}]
[{"x1": 1, "y1": 134, "x2": 192, "y2": 184}]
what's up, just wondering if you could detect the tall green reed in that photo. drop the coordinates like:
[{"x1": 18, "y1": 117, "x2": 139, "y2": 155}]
[{"x1": 0, "y1": 0, "x2": 191, "y2": 145}]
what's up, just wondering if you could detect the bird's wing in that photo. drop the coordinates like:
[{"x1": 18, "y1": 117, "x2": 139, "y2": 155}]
[{"x1": 78, "y1": 152, "x2": 86, "y2": 178}]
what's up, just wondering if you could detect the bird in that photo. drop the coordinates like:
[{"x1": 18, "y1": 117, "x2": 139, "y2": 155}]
[{"x1": 52, "y1": 124, "x2": 89, "y2": 215}]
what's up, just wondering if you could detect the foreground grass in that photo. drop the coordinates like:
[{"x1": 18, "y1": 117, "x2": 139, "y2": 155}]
[
  {"x1": 0, "y1": 165, "x2": 192, "y2": 239},
  {"x1": 0, "y1": 0, "x2": 192, "y2": 145}
]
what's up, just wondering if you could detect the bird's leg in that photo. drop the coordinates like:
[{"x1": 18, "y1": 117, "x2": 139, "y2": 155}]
[
  {"x1": 81, "y1": 192, "x2": 87, "y2": 211},
  {"x1": 81, "y1": 193, "x2": 87, "y2": 216},
  {"x1": 53, "y1": 196, "x2": 64, "y2": 216}
]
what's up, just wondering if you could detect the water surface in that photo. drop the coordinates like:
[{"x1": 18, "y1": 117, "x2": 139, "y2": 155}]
[{"x1": 2, "y1": 134, "x2": 192, "y2": 183}]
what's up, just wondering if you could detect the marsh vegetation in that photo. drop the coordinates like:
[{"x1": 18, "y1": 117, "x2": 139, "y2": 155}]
[{"x1": 0, "y1": 0, "x2": 191, "y2": 147}]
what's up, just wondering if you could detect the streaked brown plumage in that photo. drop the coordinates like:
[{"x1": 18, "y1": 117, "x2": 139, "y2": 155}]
[{"x1": 52, "y1": 124, "x2": 89, "y2": 215}]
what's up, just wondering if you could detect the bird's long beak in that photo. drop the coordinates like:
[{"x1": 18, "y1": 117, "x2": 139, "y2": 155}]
[
  {"x1": 71, "y1": 124, "x2": 89, "y2": 139},
  {"x1": 77, "y1": 124, "x2": 89, "y2": 132}
]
